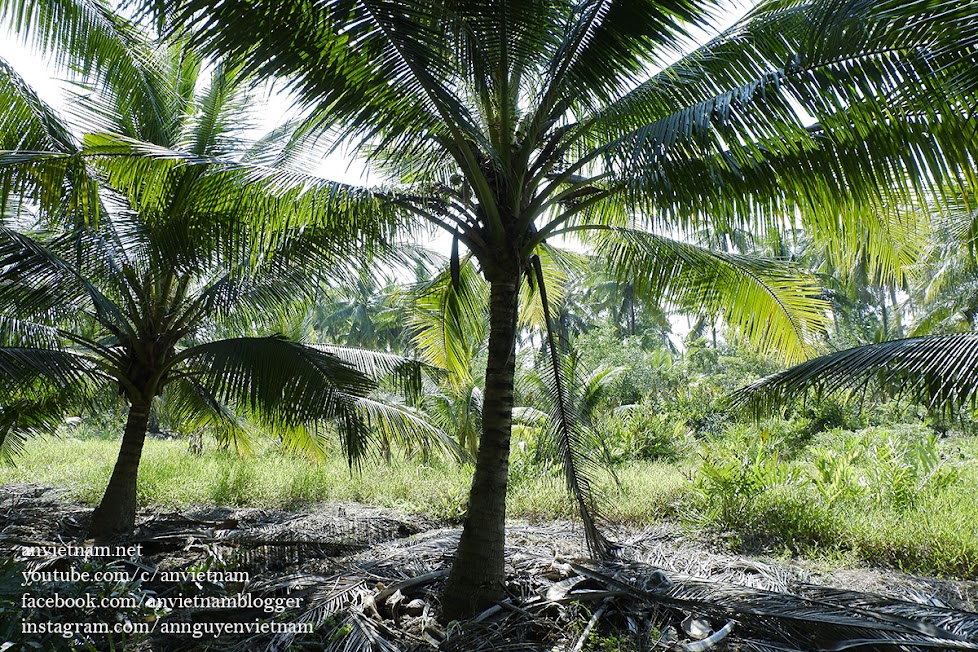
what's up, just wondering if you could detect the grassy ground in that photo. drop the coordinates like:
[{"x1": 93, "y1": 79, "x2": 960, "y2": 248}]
[
  {"x1": 3, "y1": 423, "x2": 977, "y2": 579},
  {"x1": 0, "y1": 435, "x2": 688, "y2": 524}
]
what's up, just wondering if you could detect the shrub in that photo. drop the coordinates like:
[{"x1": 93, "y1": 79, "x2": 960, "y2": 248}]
[{"x1": 594, "y1": 406, "x2": 692, "y2": 463}]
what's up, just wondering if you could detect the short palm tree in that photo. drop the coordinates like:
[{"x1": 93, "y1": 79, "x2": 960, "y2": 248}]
[
  {"x1": 16, "y1": 0, "x2": 978, "y2": 615},
  {"x1": 0, "y1": 39, "x2": 439, "y2": 539}
]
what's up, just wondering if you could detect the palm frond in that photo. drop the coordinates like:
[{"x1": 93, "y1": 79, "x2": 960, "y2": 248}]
[
  {"x1": 174, "y1": 336, "x2": 376, "y2": 428},
  {"x1": 0, "y1": 226, "x2": 133, "y2": 337},
  {"x1": 314, "y1": 344, "x2": 437, "y2": 404},
  {"x1": 731, "y1": 333, "x2": 978, "y2": 417},
  {"x1": 83, "y1": 133, "x2": 400, "y2": 254},
  {"x1": 0, "y1": 57, "x2": 76, "y2": 153},
  {"x1": 159, "y1": 375, "x2": 262, "y2": 454},
  {"x1": 0, "y1": 58, "x2": 103, "y2": 228},
  {"x1": 0, "y1": 348, "x2": 101, "y2": 461},
  {"x1": 0, "y1": 347, "x2": 96, "y2": 390},
  {"x1": 339, "y1": 394, "x2": 456, "y2": 462},
  {"x1": 0, "y1": 0, "x2": 175, "y2": 144},
  {"x1": 168, "y1": 0, "x2": 488, "y2": 176},
  {"x1": 408, "y1": 256, "x2": 488, "y2": 386},
  {"x1": 530, "y1": 254, "x2": 611, "y2": 558},
  {"x1": 587, "y1": 227, "x2": 830, "y2": 363}
]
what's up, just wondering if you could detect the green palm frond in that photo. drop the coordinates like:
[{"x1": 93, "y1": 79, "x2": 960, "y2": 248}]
[
  {"x1": 732, "y1": 333, "x2": 978, "y2": 417},
  {"x1": 0, "y1": 347, "x2": 97, "y2": 392},
  {"x1": 175, "y1": 58, "x2": 254, "y2": 158},
  {"x1": 173, "y1": 335, "x2": 450, "y2": 458},
  {"x1": 0, "y1": 387, "x2": 89, "y2": 461},
  {"x1": 540, "y1": 0, "x2": 724, "y2": 114},
  {"x1": 0, "y1": 57, "x2": 76, "y2": 153},
  {"x1": 0, "y1": 0, "x2": 175, "y2": 144},
  {"x1": 588, "y1": 227, "x2": 830, "y2": 363},
  {"x1": 175, "y1": 336, "x2": 376, "y2": 427},
  {"x1": 82, "y1": 133, "x2": 400, "y2": 249},
  {"x1": 0, "y1": 59, "x2": 102, "y2": 227},
  {"x1": 408, "y1": 255, "x2": 488, "y2": 385},
  {"x1": 161, "y1": 375, "x2": 262, "y2": 454},
  {"x1": 0, "y1": 226, "x2": 135, "y2": 338},
  {"x1": 341, "y1": 394, "x2": 456, "y2": 461},
  {"x1": 520, "y1": 243, "x2": 574, "y2": 332},
  {"x1": 170, "y1": 0, "x2": 487, "y2": 172},
  {"x1": 315, "y1": 344, "x2": 435, "y2": 403},
  {"x1": 0, "y1": 347, "x2": 101, "y2": 461}
]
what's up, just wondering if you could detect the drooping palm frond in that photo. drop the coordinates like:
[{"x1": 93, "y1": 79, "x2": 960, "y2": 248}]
[
  {"x1": 0, "y1": 387, "x2": 87, "y2": 461},
  {"x1": 530, "y1": 254, "x2": 611, "y2": 558},
  {"x1": 0, "y1": 346, "x2": 102, "y2": 460},
  {"x1": 587, "y1": 226, "x2": 831, "y2": 363},
  {"x1": 340, "y1": 394, "x2": 456, "y2": 461},
  {"x1": 314, "y1": 344, "x2": 436, "y2": 404},
  {"x1": 519, "y1": 242, "x2": 582, "y2": 333},
  {"x1": 159, "y1": 374, "x2": 263, "y2": 453},
  {"x1": 174, "y1": 336, "x2": 376, "y2": 428},
  {"x1": 731, "y1": 333, "x2": 978, "y2": 417},
  {"x1": 0, "y1": 225, "x2": 138, "y2": 342},
  {"x1": 171, "y1": 336, "x2": 450, "y2": 461}
]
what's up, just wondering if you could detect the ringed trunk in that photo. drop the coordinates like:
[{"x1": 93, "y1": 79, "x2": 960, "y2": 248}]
[
  {"x1": 442, "y1": 273, "x2": 520, "y2": 620},
  {"x1": 88, "y1": 399, "x2": 152, "y2": 540}
]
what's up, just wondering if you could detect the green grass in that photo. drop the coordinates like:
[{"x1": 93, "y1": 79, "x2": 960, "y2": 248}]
[
  {"x1": 5, "y1": 425, "x2": 978, "y2": 579},
  {"x1": 0, "y1": 436, "x2": 688, "y2": 524},
  {"x1": 687, "y1": 424, "x2": 978, "y2": 577}
]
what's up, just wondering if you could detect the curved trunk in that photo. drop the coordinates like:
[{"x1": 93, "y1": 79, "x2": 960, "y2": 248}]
[
  {"x1": 88, "y1": 399, "x2": 152, "y2": 540},
  {"x1": 442, "y1": 273, "x2": 520, "y2": 620}
]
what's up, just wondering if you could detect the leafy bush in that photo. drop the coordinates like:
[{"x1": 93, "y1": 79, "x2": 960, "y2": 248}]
[
  {"x1": 594, "y1": 406, "x2": 692, "y2": 463},
  {"x1": 690, "y1": 433, "x2": 799, "y2": 530},
  {"x1": 687, "y1": 419, "x2": 975, "y2": 569},
  {"x1": 864, "y1": 430, "x2": 959, "y2": 510},
  {"x1": 802, "y1": 396, "x2": 864, "y2": 435}
]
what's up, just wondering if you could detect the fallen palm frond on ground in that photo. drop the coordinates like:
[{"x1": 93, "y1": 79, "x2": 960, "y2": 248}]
[
  {"x1": 260, "y1": 526, "x2": 978, "y2": 652},
  {"x1": 2, "y1": 484, "x2": 978, "y2": 651}
]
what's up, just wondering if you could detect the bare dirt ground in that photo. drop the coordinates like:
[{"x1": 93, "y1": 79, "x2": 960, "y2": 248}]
[{"x1": 3, "y1": 483, "x2": 978, "y2": 651}]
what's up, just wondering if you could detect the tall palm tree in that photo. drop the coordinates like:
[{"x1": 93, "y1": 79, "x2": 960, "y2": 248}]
[
  {"x1": 17, "y1": 0, "x2": 978, "y2": 615},
  {"x1": 0, "y1": 37, "x2": 441, "y2": 539}
]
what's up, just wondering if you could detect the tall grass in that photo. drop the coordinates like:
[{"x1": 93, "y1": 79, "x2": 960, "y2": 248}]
[
  {"x1": 4, "y1": 420, "x2": 977, "y2": 578},
  {"x1": 0, "y1": 436, "x2": 687, "y2": 524}
]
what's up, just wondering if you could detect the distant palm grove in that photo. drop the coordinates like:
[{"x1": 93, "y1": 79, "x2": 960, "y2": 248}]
[{"x1": 2, "y1": 0, "x2": 978, "y2": 627}]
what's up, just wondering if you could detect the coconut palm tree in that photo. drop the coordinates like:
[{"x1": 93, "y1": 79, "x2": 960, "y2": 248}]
[
  {"x1": 14, "y1": 0, "x2": 978, "y2": 615},
  {"x1": 0, "y1": 39, "x2": 443, "y2": 539}
]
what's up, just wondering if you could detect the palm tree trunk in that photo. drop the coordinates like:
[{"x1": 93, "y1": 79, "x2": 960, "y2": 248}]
[
  {"x1": 89, "y1": 398, "x2": 152, "y2": 540},
  {"x1": 442, "y1": 274, "x2": 519, "y2": 619}
]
